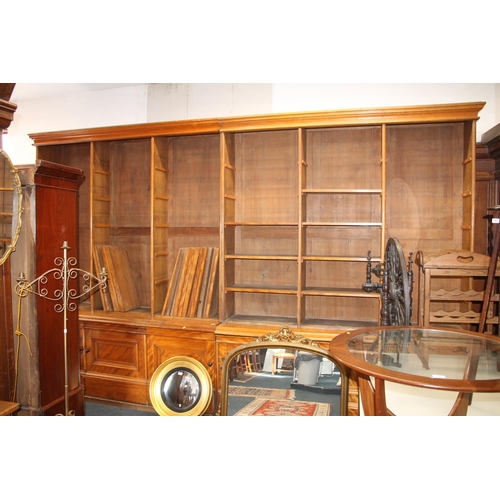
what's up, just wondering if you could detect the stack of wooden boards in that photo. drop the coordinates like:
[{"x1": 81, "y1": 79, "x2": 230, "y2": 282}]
[
  {"x1": 161, "y1": 247, "x2": 219, "y2": 318},
  {"x1": 93, "y1": 245, "x2": 219, "y2": 317},
  {"x1": 93, "y1": 245, "x2": 140, "y2": 312}
]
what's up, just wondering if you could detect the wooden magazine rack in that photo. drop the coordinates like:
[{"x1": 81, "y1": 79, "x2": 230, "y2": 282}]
[{"x1": 416, "y1": 249, "x2": 500, "y2": 332}]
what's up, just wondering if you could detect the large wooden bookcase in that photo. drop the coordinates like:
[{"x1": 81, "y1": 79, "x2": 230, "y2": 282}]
[{"x1": 29, "y1": 102, "x2": 484, "y2": 407}]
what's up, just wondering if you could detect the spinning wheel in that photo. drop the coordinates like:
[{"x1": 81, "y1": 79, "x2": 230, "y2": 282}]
[
  {"x1": 385, "y1": 238, "x2": 412, "y2": 326},
  {"x1": 363, "y1": 237, "x2": 413, "y2": 326}
]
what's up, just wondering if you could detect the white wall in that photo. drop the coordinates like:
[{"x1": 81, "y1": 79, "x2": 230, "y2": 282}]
[
  {"x1": 5, "y1": 85, "x2": 149, "y2": 164},
  {"x1": 4, "y1": 82, "x2": 499, "y2": 165}
]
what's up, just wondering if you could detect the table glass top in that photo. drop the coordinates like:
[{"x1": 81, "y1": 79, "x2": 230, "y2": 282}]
[{"x1": 346, "y1": 328, "x2": 500, "y2": 382}]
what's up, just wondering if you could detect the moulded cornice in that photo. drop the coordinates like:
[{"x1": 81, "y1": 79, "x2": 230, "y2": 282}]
[
  {"x1": 29, "y1": 102, "x2": 486, "y2": 146},
  {"x1": 0, "y1": 98, "x2": 18, "y2": 129},
  {"x1": 218, "y1": 102, "x2": 486, "y2": 132},
  {"x1": 30, "y1": 118, "x2": 221, "y2": 145}
]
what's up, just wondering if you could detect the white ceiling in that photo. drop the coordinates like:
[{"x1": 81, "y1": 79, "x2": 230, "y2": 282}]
[{"x1": 11, "y1": 83, "x2": 143, "y2": 101}]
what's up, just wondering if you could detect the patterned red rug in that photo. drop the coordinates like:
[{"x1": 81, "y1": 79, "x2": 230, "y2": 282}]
[
  {"x1": 229, "y1": 386, "x2": 295, "y2": 399},
  {"x1": 234, "y1": 397, "x2": 332, "y2": 416}
]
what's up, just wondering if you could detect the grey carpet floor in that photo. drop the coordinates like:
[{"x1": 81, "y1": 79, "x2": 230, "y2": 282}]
[{"x1": 85, "y1": 402, "x2": 158, "y2": 416}]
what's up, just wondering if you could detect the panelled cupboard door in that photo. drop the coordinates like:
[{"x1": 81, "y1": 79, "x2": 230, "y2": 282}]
[
  {"x1": 215, "y1": 335, "x2": 257, "y2": 391},
  {"x1": 81, "y1": 323, "x2": 149, "y2": 404},
  {"x1": 147, "y1": 333, "x2": 215, "y2": 379},
  {"x1": 146, "y1": 331, "x2": 216, "y2": 413}
]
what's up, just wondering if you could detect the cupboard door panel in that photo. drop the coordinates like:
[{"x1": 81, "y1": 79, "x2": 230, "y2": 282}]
[
  {"x1": 147, "y1": 334, "x2": 216, "y2": 380},
  {"x1": 147, "y1": 332, "x2": 216, "y2": 413},
  {"x1": 84, "y1": 327, "x2": 147, "y2": 379}
]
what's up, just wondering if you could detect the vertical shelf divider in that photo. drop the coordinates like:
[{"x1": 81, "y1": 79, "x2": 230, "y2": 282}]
[
  {"x1": 297, "y1": 128, "x2": 307, "y2": 327},
  {"x1": 298, "y1": 128, "x2": 306, "y2": 327},
  {"x1": 381, "y1": 124, "x2": 387, "y2": 260},
  {"x1": 151, "y1": 137, "x2": 170, "y2": 316},
  {"x1": 90, "y1": 141, "x2": 111, "y2": 313}
]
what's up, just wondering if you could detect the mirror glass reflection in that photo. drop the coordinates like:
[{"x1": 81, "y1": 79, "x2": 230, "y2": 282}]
[
  {"x1": 161, "y1": 369, "x2": 201, "y2": 412},
  {"x1": 0, "y1": 149, "x2": 22, "y2": 266},
  {"x1": 226, "y1": 347, "x2": 343, "y2": 416}
]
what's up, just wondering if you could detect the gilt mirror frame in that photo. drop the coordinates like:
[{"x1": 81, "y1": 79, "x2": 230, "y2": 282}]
[
  {"x1": 0, "y1": 149, "x2": 23, "y2": 266},
  {"x1": 149, "y1": 356, "x2": 213, "y2": 416},
  {"x1": 220, "y1": 327, "x2": 349, "y2": 416}
]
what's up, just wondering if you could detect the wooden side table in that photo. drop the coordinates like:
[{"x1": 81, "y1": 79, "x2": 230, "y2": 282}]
[
  {"x1": 271, "y1": 352, "x2": 296, "y2": 375},
  {"x1": 0, "y1": 400, "x2": 20, "y2": 416}
]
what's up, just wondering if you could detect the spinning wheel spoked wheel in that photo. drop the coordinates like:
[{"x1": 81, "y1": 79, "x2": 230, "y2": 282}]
[{"x1": 384, "y1": 237, "x2": 412, "y2": 326}]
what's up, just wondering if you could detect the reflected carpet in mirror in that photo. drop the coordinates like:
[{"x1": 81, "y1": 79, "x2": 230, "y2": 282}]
[
  {"x1": 235, "y1": 398, "x2": 332, "y2": 416},
  {"x1": 228, "y1": 387, "x2": 295, "y2": 399}
]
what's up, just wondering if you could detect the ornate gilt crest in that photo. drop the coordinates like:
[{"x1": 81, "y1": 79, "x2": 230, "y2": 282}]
[{"x1": 256, "y1": 326, "x2": 319, "y2": 347}]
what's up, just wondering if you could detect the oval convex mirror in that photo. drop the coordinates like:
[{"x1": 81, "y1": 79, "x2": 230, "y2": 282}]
[
  {"x1": 0, "y1": 149, "x2": 23, "y2": 266},
  {"x1": 149, "y1": 356, "x2": 213, "y2": 416}
]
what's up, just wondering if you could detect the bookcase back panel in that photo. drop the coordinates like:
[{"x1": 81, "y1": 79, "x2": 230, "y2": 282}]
[
  {"x1": 110, "y1": 140, "x2": 151, "y2": 228},
  {"x1": 234, "y1": 226, "x2": 298, "y2": 256},
  {"x1": 386, "y1": 123, "x2": 464, "y2": 257},
  {"x1": 304, "y1": 261, "x2": 370, "y2": 289},
  {"x1": 304, "y1": 295, "x2": 380, "y2": 324},
  {"x1": 305, "y1": 127, "x2": 382, "y2": 189},
  {"x1": 305, "y1": 227, "x2": 381, "y2": 259},
  {"x1": 235, "y1": 130, "x2": 298, "y2": 223},
  {"x1": 168, "y1": 135, "x2": 220, "y2": 227},
  {"x1": 234, "y1": 293, "x2": 297, "y2": 320},
  {"x1": 304, "y1": 193, "x2": 382, "y2": 223},
  {"x1": 89, "y1": 140, "x2": 152, "y2": 311},
  {"x1": 233, "y1": 260, "x2": 298, "y2": 288}
]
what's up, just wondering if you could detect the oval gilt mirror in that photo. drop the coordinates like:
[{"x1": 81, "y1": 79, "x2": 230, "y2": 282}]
[
  {"x1": 220, "y1": 328, "x2": 348, "y2": 416},
  {"x1": 149, "y1": 356, "x2": 213, "y2": 416},
  {"x1": 0, "y1": 149, "x2": 23, "y2": 266}
]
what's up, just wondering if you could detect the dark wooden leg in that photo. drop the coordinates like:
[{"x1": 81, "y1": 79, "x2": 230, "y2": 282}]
[
  {"x1": 357, "y1": 374, "x2": 376, "y2": 416},
  {"x1": 448, "y1": 343, "x2": 482, "y2": 415},
  {"x1": 448, "y1": 393, "x2": 471, "y2": 416},
  {"x1": 479, "y1": 210, "x2": 500, "y2": 333},
  {"x1": 373, "y1": 378, "x2": 390, "y2": 416}
]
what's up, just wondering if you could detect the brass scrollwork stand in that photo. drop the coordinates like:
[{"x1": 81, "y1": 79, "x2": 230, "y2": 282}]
[{"x1": 15, "y1": 241, "x2": 107, "y2": 416}]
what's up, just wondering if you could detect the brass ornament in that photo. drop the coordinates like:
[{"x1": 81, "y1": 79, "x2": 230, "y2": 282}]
[{"x1": 256, "y1": 326, "x2": 319, "y2": 347}]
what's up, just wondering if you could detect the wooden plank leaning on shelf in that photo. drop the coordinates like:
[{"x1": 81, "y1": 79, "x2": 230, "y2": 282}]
[
  {"x1": 162, "y1": 247, "x2": 219, "y2": 318},
  {"x1": 93, "y1": 245, "x2": 140, "y2": 312},
  {"x1": 92, "y1": 245, "x2": 113, "y2": 311},
  {"x1": 202, "y1": 247, "x2": 219, "y2": 319}
]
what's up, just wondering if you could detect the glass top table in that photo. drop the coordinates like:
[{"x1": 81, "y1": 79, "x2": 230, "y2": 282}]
[{"x1": 329, "y1": 326, "x2": 500, "y2": 416}]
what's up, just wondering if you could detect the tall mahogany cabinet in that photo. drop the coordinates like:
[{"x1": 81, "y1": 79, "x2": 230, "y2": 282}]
[
  {"x1": 29, "y1": 102, "x2": 485, "y2": 408},
  {"x1": 11, "y1": 161, "x2": 85, "y2": 415}
]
